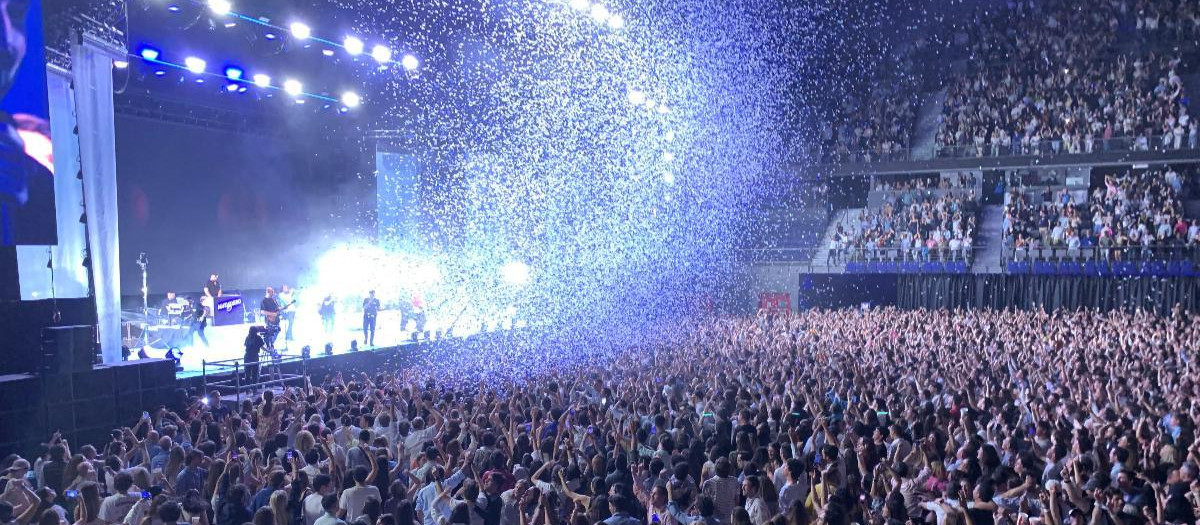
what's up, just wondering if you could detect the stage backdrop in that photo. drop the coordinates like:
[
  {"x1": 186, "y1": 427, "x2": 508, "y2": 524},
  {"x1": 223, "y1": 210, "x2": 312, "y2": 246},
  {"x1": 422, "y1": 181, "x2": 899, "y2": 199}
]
[{"x1": 114, "y1": 116, "x2": 368, "y2": 297}]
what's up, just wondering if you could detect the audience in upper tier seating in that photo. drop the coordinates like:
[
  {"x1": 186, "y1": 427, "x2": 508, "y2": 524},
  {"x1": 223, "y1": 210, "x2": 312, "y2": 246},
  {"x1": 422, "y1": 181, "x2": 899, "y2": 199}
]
[
  {"x1": 4, "y1": 307, "x2": 1200, "y2": 525},
  {"x1": 1004, "y1": 167, "x2": 1200, "y2": 254},
  {"x1": 829, "y1": 176, "x2": 978, "y2": 263}
]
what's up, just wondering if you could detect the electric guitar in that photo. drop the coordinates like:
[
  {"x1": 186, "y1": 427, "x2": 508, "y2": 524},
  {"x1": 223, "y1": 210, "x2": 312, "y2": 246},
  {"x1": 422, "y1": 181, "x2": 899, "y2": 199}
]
[{"x1": 261, "y1": 299, "x2": 296, "y2": 325}]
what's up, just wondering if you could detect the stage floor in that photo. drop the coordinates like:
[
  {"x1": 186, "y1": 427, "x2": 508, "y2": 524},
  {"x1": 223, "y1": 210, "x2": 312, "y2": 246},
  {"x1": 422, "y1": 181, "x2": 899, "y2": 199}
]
[{"x1": 134, "y1": 310, "x2": 510, "y2": 378}]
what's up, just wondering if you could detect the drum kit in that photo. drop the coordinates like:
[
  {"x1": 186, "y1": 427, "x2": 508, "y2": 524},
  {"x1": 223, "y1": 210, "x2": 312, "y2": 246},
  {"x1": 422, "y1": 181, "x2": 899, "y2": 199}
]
[{"x1": 120, "y1": 299, "x2": 197, "y2": 350}]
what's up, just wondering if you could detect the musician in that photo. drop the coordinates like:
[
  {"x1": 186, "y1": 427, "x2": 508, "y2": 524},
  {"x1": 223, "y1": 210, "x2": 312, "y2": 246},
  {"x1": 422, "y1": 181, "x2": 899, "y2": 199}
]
[
  {"x1": 319, "y1": 294, "x2": 336, "y2": 336},
  {"x1": 362, "y1": 290, "x2": 379, "y2": 346},
  {"x1": 204, "y1": 273, "x2": 222, "y2": 300},
  {"x1": 243, "y1": 326, "x2": 266, "y2": 384},
  {"x1": 184, "y1": 296, "x2": 209, "y2": 347},
  {"x1": 159, "y1": 291, "x2": 186, "y2": 312},
  {"x1": 404, "y1": 291, "x2": 427, "y2": 335},
  {"x1": 278, "y1": 285, "x2": 296, "y2": 342},
  {"x1": 260, "y1": 287, "x2": 282, "y2": 350}
]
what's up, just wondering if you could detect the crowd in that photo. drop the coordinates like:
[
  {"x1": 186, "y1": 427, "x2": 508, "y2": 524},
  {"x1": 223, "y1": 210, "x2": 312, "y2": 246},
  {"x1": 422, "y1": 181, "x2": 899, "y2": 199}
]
[
  {"x1": 1003, "y1": 167, "x2": 1200, "y2": 253},
  {"x1": 829, "y1": 185, "x2": 977, "y2": 263},
  {"x1": 933, "y1": 0, "x2": 1198, "y2": 157},
  {"x1": 3, "y1": 307, "x2": 1200, "y2": 525}
]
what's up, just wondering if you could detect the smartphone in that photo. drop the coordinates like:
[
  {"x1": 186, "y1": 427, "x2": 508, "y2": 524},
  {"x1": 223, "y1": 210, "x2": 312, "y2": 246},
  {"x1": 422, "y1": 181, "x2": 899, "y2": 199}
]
[
  {"x1": 201, "y1": 397, "x2": 209, "y2": 405},
  {"x1": 286, "y1": 451, "x2": 293, "y2": 460},
  {"x1": 65, "y1": 490, "x2": 79, "y2": 499},
  {"x1": 141, "y1": 491, "x2": 152, "y2": 499},
  {"x1": 142, "y1": 411, "x2": 150, "y2": 419}
]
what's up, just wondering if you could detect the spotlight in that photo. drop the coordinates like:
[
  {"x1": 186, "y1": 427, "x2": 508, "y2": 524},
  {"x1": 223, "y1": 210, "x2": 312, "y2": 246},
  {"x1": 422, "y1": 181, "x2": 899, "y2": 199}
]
[
  {"x1": 290, "y1": 22, "x2": 311, "y2": 40},
  {"x1": 224, "y1": 66, "x2": 243, "y2": 80},
  {"x1": 225, "y1": 83, "x2": 239, "y2": 92},
  {"x1": 252, "y1": 73, "x2": 271, "y2": 87},
  {"x1": 371, "y1": 45, "x2": 392, "y2": 63},
  {"x1": 569, "y1": 0, "x2": 589, "y2": 11},
  {"x1": 501, "y1": 260, "x2": 531, "y2": 286},
  {"x1": 154, "y1": 70, "x2": 166, "y2": 76},
  {"x1": 207, "y1": 0, "x2": 231, "y2": 15},
  {"x1": 627, "y1": 89, "x2": 645, "y2": 105},
  {"x1": 295, "y1": 99, "x2": 306, "y2": 104},
  {"x1": 344, "y1": 36, "x2": 364, "y2": 55},
  {"x1": 589, "y1": 3, "x2": 610, "y2": 22},
  {"x1": 265, "y1": 33, "x2": 277, "y2": 40},
  {"x1": 237, "y1": 86, "x2": 247, "y2": 93},
  {"x1": 139, "y1": 47, "x2": 161, "y2": 61},
  {"x1": 322, "y1": 49, "x2": 334, "y2": 56},
  {"x1": 224, "y1": 22, "x2": 236, "y2": 28},
  {"x1": 167, "y1": 4, "x2": 180, "y2": 12},
  {"x1": 341, "y1": 91, "x2": 361, "y2": 108},
  {"x1": 401, "y1": 54, "x2": 420, "y2": 71},
  {"x1": 283, "y1": 79, "x2": 302, "y2": 95},
  {"x1": 663, "y1": 172, "x2": 675, "y2": 185},
  {"x1": 113, "y1": 60, "x2": 129, "y2": 69},
  {"x1": 184, "y1": 56, "x2": 206, "y2": 73},
  {"x1": 607, "y1": 13, "x2": 625, "y2": 29}
]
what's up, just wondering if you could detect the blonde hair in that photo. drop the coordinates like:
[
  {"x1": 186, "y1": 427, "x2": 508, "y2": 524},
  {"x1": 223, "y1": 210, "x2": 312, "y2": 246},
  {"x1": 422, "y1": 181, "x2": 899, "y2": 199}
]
[
  {"x1": 296, "y1": 431, "x2": 316, "y2": 455},
  {"x1": 269, "y1": 490, "x2": 290, "y2": 525}
]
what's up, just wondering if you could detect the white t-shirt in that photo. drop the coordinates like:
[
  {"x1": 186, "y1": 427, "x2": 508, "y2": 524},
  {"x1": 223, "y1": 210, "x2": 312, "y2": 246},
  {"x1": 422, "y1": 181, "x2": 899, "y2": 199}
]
[
  {"x1": 99, "y1": 493, "x2": 141, "y2": 523},
  {"x1": 339, "y1": 485, "x2": 381, "y2": 523},
  {"x1": 303, "y1": 493, "x2": 326, "y2": 525}
]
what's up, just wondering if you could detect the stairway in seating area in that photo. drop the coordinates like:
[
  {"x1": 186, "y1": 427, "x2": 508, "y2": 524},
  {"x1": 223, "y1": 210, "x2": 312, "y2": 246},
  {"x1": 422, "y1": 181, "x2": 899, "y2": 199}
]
[
  {"x1": 809, "y1": 208, "x2": 860, "y2": 271},
  {"x1": 970, "y1": 205, "x2": 1006, "y2": 274}
]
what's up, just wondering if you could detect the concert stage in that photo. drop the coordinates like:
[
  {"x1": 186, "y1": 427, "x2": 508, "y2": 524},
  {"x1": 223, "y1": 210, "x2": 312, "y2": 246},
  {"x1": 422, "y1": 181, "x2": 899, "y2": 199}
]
[{"x1": 131, "y1": 310, "x2": 516, "y2": 378}]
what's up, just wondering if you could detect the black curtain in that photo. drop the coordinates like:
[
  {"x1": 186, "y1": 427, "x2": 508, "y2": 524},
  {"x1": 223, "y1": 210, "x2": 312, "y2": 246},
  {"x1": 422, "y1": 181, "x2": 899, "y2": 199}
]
[{"x1": 897, "y1": 275, "x2": 1200, "y2": 313}]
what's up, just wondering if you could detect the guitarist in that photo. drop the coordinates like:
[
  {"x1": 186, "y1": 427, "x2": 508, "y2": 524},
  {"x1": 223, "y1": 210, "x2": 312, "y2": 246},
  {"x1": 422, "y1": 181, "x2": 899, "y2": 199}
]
[
  {"x1": 278, "y1": 285, "x2": 296, "y2": 342},
  {"x1": 260, "y1": 287, "x2": 282, "y2": 351}
]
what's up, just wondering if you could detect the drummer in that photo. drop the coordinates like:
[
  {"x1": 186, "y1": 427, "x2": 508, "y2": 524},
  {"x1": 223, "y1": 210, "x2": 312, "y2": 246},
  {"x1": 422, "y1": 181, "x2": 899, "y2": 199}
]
[{"x1": 160, "y1": 291, "x2": 188, "y2": 324}]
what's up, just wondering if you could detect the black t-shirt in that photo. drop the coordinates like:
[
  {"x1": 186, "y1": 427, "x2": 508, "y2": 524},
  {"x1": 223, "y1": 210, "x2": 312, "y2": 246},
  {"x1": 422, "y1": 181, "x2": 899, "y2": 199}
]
[
  {"x1": 205, "y1": 280, "x2": 221, "y2": 298},
  {"x1": 261, "y1": 297, "x2": 280, "y2": 313},
  {"x1": 363, "y1": 297, "x2": 380, "y2": 316}
]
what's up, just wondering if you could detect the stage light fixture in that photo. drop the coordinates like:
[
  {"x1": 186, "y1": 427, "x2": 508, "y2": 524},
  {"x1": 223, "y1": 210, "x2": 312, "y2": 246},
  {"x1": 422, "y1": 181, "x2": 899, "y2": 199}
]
[
  {"x1": 264, "y1": 32, "x2": 277, "y2": 40},
  {"x1": 501, "y1": 261, "x2": 531, "y2": 286},
  {"x1": 401, "y1": 54, "x2": 420, "y2": 71},
  {"x1": 252, "y1": 73, "x2": 271, "y2": 87},
  {"x1": 295, "y1": 98, "x2": 306, "y2": 104},
  {"x1": 608, "y1": 13, "x2": 625, "y2": 29},
  {"x1": 371, "y1": 45, "x2": 392, "y2": 63},
  {"x1": 139, "y1": 47, "x2": 161, "y2": 61},
  {"x1": 283, "y1": 79, "x2": 302, "y2": 95},
  {"x1": 154, "y1": 70, "x2": 167, "y2": 76},
  {"x1": 224, "y1": 22, "x2": 236, "y2": 28},
  {"x1": 225, "y1": 83, "x2": 239, "y2": 92},
  {"x1": 344, "y1": 36, "x2": 364, "y2": 55},
  {"x1": 237, "y1": 85, "x2": 248, "y2": 93},
  {"x1": 167, "y1": 4, "x2": 180, "y2": 12},
  {"x1": 590, "y1": 3, "x2": 610, "y2": 22},
  {"x1": 569, "y1": 0, "x2": 589, "y2": 11},
  {"x1": 290, "y1": 22, "x2": 311, "y2": 40},
  {"x1": 184, "y1": 56, "x2": 206, "y2": 73},
  {"x1": 224, "y1": 66, "x2": 243, "y2": 80},
  {"x1": 322, "y1": 49, "x2": 334, "y2": 56},
  {"x1": 627, "y1": 89, "x2": 645, "y2": 105},
  {"x1": 113, "y1": 60, "x2": 129, "y2": 69},
  {"x1": 207, "y1": 0, "x2": 231, "y2": 15},
  {"x1": 341, "y1": 91, "x2": 361, "y2": 108}
]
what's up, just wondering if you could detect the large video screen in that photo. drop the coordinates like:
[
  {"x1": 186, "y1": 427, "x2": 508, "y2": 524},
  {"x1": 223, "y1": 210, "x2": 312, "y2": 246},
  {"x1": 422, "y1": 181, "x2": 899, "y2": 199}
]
[{"x1": 0, "y1": 0, "x2": 56, "y2": 247}]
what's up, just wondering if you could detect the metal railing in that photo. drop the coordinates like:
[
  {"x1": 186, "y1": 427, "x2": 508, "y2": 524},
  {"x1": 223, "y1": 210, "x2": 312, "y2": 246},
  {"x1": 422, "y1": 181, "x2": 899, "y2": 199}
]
[
  {"x1": 1002, "y1": 244, "x2": 1200, "y2": 264},
  {"x1": 815, "y1": 134, "x2": 1200, "y2": 164},
  {"x1": 202, "y1": 350, "x2": 309, "y2": 404}
]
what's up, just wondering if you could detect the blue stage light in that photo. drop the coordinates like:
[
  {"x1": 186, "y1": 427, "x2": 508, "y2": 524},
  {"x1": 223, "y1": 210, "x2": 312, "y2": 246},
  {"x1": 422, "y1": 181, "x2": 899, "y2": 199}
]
[
  {"x1": 224, "y1": 66, "x2": 243, "y2": 80},
  {"x1": 140, "y1": 47, "x2": 161, "y2": 61}
]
